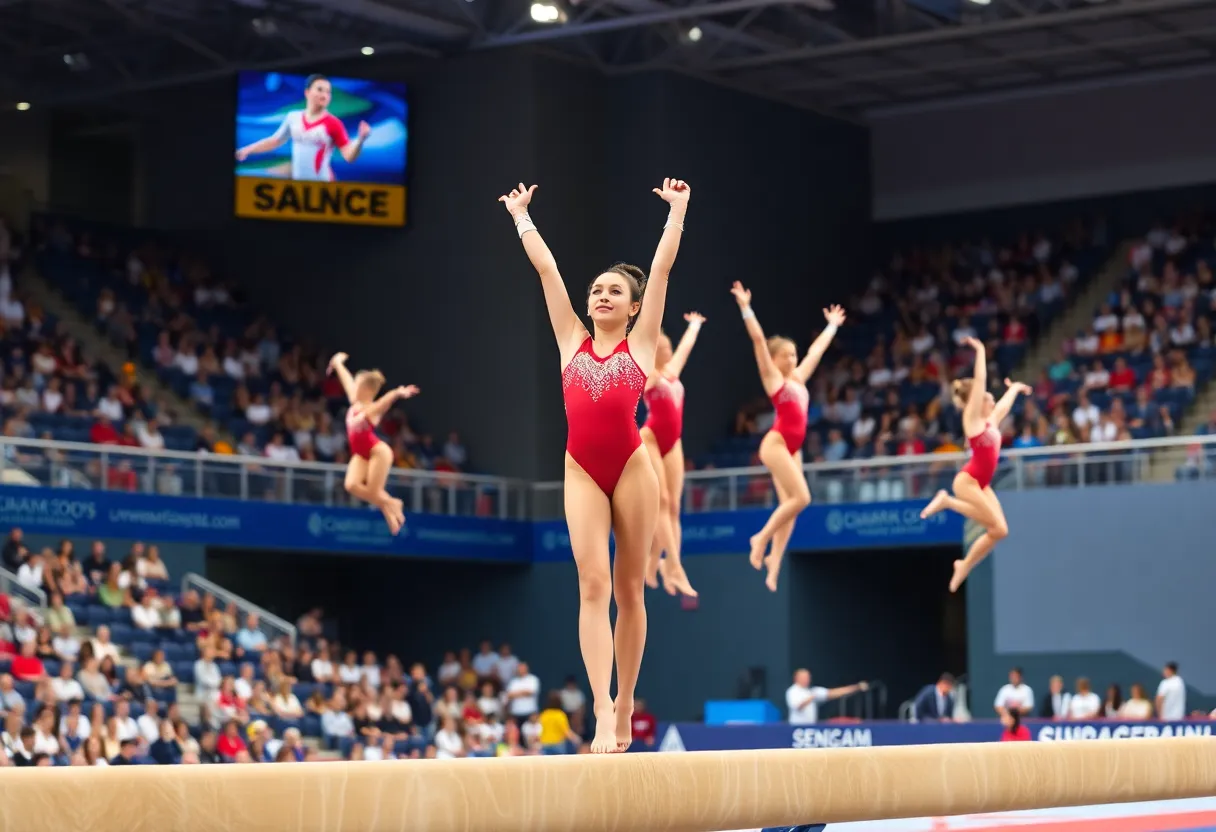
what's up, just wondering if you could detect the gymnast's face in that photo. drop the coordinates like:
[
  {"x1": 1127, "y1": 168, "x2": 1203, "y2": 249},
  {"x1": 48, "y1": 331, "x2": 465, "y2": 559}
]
[
  {"x1": 306, "y1": 79, "x2": 332, "y2": 111},
  {"x1": 655, "y1": 333, "x2": 674, "y2": 366},
  {"x1": 587, "y1": 273, "x2": 640, "y2": 331},
  {"x1": 771, "y1": 340, "x2": 798, "y2": 377}
]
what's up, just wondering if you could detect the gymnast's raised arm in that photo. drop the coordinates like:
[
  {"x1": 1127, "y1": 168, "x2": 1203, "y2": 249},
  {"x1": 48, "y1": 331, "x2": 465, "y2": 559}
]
[
  {"x1": 500, "y1": 183, "x2": 586, "y2": 365},
  {"x1": 630, "y1": 178, "x2": 690, "y2": 372}
]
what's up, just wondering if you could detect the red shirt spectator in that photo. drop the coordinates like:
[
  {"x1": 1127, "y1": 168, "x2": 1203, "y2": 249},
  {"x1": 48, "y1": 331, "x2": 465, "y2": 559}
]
[
  {"x1": 1001, "y1": 724, "x2": 1031, "y2": 741},
  {"x1": 897, "y1": 437, "x2": 925, "y2": 456},
  {"x1": 1109, "y1": 363, "x2": 1136, "y2": 392},
  {"x1": 217, "y1": 727, "x2": 247, "y2": 759},
  {"x1": 90, "y1": 418, "x2": 119, "y2": 445},
  {"x1": 631, "y1": 703, "x2": 657, "y2": 746},
  {"x1": 106, "y1": 463, "x2": 138, "y2": 492},
  {"x1": 11, "y1": 642, "x2": 45, "y2": 681},
  {"x1": 1003, "y1": 319, "x2": 1027, "y2": 343}
]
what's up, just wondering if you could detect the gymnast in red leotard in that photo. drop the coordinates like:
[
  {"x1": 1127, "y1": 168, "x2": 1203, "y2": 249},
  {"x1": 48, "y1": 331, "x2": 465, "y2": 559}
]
[
  {"x1": 731, "y1": 282, "x2": 845, "y2": 592},
  {"x1": 327, "y1": 352, "x2": 418, "y2": 535},
  {"x1": 920, "y1": 336, "x2": 1029, "y2": 593},
  {"x1": 499, "y1": 177, "x2": 689, "y2": 753},
  {"x1": 641, "y1": 312, "x2": 705, "y2": 599}
]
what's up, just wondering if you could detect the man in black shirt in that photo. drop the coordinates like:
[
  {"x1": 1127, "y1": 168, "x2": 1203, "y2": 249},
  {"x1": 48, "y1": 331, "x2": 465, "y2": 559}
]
[{"x1": 1, "y1": 528, "x2": 26, "y2": 572}]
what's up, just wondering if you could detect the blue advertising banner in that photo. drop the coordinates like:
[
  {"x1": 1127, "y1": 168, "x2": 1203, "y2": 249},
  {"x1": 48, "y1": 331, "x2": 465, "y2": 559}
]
[
  {"x1": 653, "y1": 720, "x2": 1214, "y2": 752},
  {"x1": 533, "y1": 501, "x2": 963, "y2": 562},
  {"x1": 0, "y1": 486, "x2": 530, "y2": 561}
]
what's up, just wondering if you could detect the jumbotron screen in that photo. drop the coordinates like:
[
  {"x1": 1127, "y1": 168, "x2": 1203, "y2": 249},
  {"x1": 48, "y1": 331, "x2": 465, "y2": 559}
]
[{"x1": 233, "y1": 70, "x2": 408, "y2": 227}]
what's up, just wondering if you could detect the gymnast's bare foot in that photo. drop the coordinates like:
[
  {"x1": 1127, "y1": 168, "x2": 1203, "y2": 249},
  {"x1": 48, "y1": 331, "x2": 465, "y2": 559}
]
[
  {"x1": 748, "y1": 533, "x2": 767, "y2": 570},
  {"x1": 590, "y1": 704, "x2": 618, "y2": 754},
  {"x1": 657, "y1": 558, "x2": 678, "y2": 596},
  {"x1": 763, "y1": 555, "x2": 782, "y2": 592},
  {"x1": 921, "y1": 490, "x2": 949, "y2": 520},
  {"x1": 949, "y1": 559, "x2": 970, "y2": 593},
  {"x1": 614, "y1": 696, "x2": 634, "y2": 752}
]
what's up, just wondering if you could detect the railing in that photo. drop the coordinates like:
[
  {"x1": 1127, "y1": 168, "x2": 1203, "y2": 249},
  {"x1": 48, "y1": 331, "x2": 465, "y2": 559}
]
[
  {"x1": 181, "y1": 572, "x2": 297, "y2": 648},
  {"x1": 833, "y1": 680, "x2": 888, "y2": 721},
  {"x1": 0, "y1": 435, "x2": 531, "y2": 520},
  {"x1": 531, "y1": 433, "x2": 1216, "y2": 519},
  {"x1": 0, "y1": 564, "x2": 48, "y2": 610}
]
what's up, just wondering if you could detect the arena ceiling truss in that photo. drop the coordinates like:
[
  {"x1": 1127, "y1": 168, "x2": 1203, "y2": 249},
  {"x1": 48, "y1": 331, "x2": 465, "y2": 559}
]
[{"x1": 3, "y1": 0, "x2": 1216, "y2": 120}]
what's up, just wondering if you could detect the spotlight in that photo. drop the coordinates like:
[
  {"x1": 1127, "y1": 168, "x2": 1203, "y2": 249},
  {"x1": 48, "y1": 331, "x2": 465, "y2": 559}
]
[
  {"x1": 530, "y1": 2, "x2": 563, "y2": 23},
  {"x1": 15, "y1": 102, "x2": 30, "y2": 111},
  {"x1": 687, "y1": 25, "x2": 703, "y2": 42},
  {"x1": 361, "y1": 46, "x2": 375, "y2": 56}
]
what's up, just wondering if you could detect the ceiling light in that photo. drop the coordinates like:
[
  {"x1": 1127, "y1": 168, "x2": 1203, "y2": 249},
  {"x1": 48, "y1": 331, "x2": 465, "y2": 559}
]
[
  {"x1": 361, "y1": 46, "x2": 375, "y2": 56},
  {"x1": 15, "y1": 102, "x2": 30, "y2": 111},
  {"x1": 966, "y1": 0, "x2": 992, "y2": 4},
  {"x1": 530, "y1": 2, "x2": 562, "y2": 23},
  {"x1": 687, "y1": 26, "x2": 703, "y2": 42}
]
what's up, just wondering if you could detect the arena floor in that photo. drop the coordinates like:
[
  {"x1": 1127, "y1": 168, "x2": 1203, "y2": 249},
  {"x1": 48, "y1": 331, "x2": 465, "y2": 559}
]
[{"x1": 726, "y1": 799, "x2": 1216, "y2": 832}]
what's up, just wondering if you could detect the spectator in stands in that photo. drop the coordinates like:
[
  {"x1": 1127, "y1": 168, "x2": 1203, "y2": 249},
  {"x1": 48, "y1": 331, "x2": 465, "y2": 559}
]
[
  {"x1": 1000, "y1": 710, "x2": 1031, "y2": 742},
  {"x1": 1, "y1": 528, "x2": 25, "y2": 571},
  {"x1": 433, "y1": 716, "x2": 463, "y2": 759},
  {"x1": 235, "y1": 613, "x2": 268, "y2": 655},
  {"x1": 912, "y1": 673, "x2": 956, "y2": 723},
  {"x1": 15, "y1": 551, "x2": 43, "y2": 592},
  {"x1": 1066, "y1": 677, "x2": 1100, "y2": 719},
  {"x1": 96, "y1": 564, "x2": 129, "y2": 608},
  {"x1": 1102, "y1": 684, "x2": 1123, "y2": 718},
  {"x1": 10, "y1": 640, "x2": 46, "y2": 682},
  {"x1": 1120, "y1": 683, "x2": 1154, "y2": 720},
  {"x1": 537, "y1": 692, "x2": 580, "y2": 755},
  {"x1": 784, "y1": 668, "x2": 869, "y2": 724},
  {"x1": 194, "y1": 645, "x2": 221, "y2": 702},
  {"x1": 321, "y1": 690, "x2": 354, "y2": 742},
  {"x1": 1039, "y1": 675, "x2": 1071, "y2": 719},
  {"x1": 216, "y1": 721, "x2": 247, "y2": 761},
  {"x1": 1156, "y1": 661, "x2": 1186, "y2": 720},
  {"x1": 51, "y1": 662, "x2": 83, "y2": 703},
  {"x1": 0, "y1": 674, "x2": 24, "y2": 713},
  {"x1": 630, "y1": 699, "x2": 657, "y2": 748},
  {"x1": 142, "y1": 649, "x2": 177, "y2": 692},
  {"x1": 504, "y1": 662, "x2": 540, "y2": 723}
]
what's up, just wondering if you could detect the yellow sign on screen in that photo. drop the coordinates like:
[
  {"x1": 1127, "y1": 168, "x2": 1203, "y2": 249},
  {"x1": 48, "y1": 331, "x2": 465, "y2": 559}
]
[{"x1": 235, "y1": 176, "x2": 406, "y2": 227}]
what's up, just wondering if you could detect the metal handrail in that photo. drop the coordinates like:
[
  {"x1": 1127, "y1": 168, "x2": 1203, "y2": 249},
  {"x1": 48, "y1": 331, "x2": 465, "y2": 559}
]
[
  {"x1": 0, "y1": 434, "x2": 523, "y2": 487},
  {"x1": 181, "y1": 572, "x2": 297, "y2": 648},
  {"x1": 532, "y1": 431, "x2": 1216, "y2": 489},
  {"x1": 0, "y1": 563, "x2": 48, "y2": 609},
  {"x1": 0, "y1": 434, "x2": 530, "y2": 519}
]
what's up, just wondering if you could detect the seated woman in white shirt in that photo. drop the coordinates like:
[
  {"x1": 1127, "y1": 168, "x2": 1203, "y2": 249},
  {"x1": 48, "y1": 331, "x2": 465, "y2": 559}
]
[
  {"x1": 1118, "y1": 683, "x2": 1154, "y2": 720},
  {"x1": 433, "y1": 716, "x2": 464, "y2": 759},
  {"x1": 1066, "y1": 677, "x2": 1101, "y2": 720},
  {"x1": 310, "y1": 647, "x2": 335, "y2": 683},
  {"x1": 272, "y1": 682, "x2": 304, "y2": 720},
  {"x1": 337, "y1": 651, "x2": 362, "y2": 685}
]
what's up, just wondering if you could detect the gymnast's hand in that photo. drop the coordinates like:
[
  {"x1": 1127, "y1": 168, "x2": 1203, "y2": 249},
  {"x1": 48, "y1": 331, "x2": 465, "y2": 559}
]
[
  {"x1": 327, "y1": 352, "x2": 348, "y2": 374},
  {"x1": 498, "y1": 183, "x2": 537, "y2": 217},
  {"x1": 395, "y1": 385, "x2": 420, "y2": 400},
  {"x1": 653, "y1": 177, "x2": 690, "y2": 205},
  {"x1": 1005, "y1": 378, "x2": 1031, "y2": 396},
  {"x1": 684, "y1": 311, "x2": 706, "y2": 325},
  {"x1": 730, "y1": 281, "x2": 752, "y2": 308},
  {"x1": 823, "y1": 304, "x2": 846, "y2": 328}
]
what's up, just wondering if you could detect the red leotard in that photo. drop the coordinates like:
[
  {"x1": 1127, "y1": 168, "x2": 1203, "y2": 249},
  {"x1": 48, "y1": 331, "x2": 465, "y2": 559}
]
[
  {"x1": 346, "y1": 406, "x2": 383, "y2": 460},
  {"x1": 770, "y1": 379, "x2": 809, "y2": 454},
  {"x1": 642, "y1": 373, "x2": 685, "y2": 457},
  {"x1": 562, "y1": 336, "x2": 647, "y2": 497},
  {"x1": 961, "y1": 422, "x2": 1001, "y2": 488}
]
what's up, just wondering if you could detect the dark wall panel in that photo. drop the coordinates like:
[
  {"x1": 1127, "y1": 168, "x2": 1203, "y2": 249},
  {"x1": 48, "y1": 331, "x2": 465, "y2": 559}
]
[{"x1": 131, "y1": 53, "x2": 869, "y2": 478}]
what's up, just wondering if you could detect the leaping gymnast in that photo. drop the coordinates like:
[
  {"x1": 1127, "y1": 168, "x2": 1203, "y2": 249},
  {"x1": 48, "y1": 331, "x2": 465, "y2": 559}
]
[
  {"x1": 642, "y1": 311, "x2": 705, "y2": 598},
  {"x1": 500, "y1": 178, "x2": 689, "y2": 752},
  {"x1": 920, "y1": 336, "x2": 1028, "y2": 592},
  {"x1": 731, "y1": 282, "x2": 845, "y2": 591},
  {"x1": 327, "y1": 352, "x2": 417, "y2": 534}
]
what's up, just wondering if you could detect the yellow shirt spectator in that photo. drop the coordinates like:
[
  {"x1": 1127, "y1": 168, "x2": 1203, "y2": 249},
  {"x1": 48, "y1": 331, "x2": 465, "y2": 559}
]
[{"x1": 538, "y1": 707, "x2": 571, "y2": 746}]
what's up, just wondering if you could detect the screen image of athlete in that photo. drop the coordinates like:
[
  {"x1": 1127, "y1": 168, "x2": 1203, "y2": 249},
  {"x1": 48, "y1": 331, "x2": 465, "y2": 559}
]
[
  {"x1": 327, "y1": 352, "x2": 417, "y2": 535},
  {"x1": 235, "y1": 73, "x2": 372, "y2": 182}
]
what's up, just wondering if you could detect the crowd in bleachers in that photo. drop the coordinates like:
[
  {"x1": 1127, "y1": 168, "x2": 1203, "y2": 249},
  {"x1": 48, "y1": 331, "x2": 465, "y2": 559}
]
[
  {"x1": 685, "y1": 220, "x2": 1216, "y2": 506},
  {"x1": 19, "y1": 216, "x2": 470, "y2": 477},
  {"x1": 0, "y1": 529, "x2": 606, "y2": 766}
]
